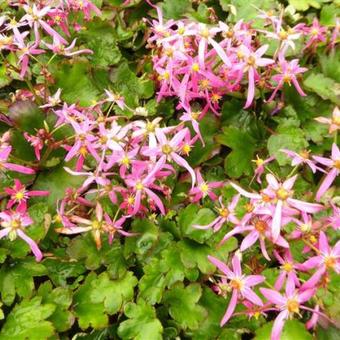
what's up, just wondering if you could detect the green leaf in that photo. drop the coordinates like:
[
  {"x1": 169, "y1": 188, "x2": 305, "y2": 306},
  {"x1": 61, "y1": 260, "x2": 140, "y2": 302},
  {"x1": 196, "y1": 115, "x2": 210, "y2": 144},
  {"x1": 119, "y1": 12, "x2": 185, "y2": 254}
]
[
  {"x1": 0, "y1": 259, "x2": 46, "y2": 305},
  {"x1": 288, "y1": 0, "x2": 324, "y2": 11},
  {"x1": 304, "y1": 72, "x2": 340, "y2": 105},
  {"x1": 217, "y1": 126, "x2": 256, "y2": 178},
  {"x1": 38, "y1": 281, "x2": 74, "y2": 332},
  {"x1": 90, "y1": 271, "x2": 138, "y2": 314},
  {"x1": 178, "y1": 204, "x2": 215, "y2": 243},
  {"x1": 53, "y1": 62, "x2": 100, "y2": 106},
  {"x1": 320, "y1": 4, "x2": 340, "y2": 26},
  {"x1": 67, "y1": 234, "x2": 127, "y2": 273},
  {"x1": 118, "y1": 299, "x2": 163, "y2": 340},
  {"x1": 255, "y1": 320, "x2": 313, "y2": 340},
  {"x1": 32, "y1": 164, "x2": 85, "y2": 210},
  {"x1": 192, "y1": 287, "x2": 233, "y2": 340},
  {"x1": 73, "y1": 273, "x2": 108, "y2": 330},
  {"x1": 80, "y1": 20, "x2": 122, "y2": 67},
  {"x1": 163, "y1": 283, "x2": 206, "y2": 330},
  {"x1": 267, "y1": 106, "x2": 308, "y2": 165},
  {"x1": 162, "y1": 0, "x2": 192, "y2": 19},
  {"x1": 0, "y1": 296, "x2": 55, "y2": 340}
]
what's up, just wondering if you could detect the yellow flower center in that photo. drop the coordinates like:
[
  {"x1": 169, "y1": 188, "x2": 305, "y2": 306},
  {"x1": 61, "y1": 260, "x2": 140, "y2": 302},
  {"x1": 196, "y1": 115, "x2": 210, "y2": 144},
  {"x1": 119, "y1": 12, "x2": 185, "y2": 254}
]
[
  {"x1": 299, "y1": 150, "x2": 310, "y2": 159},
  {"x1": 283, "y1": 74, "x2": 291, "y2": 83},
  {"x1": 192, "y1": 63, "x2": 200, "y2": 72},
  {"x1": 199, "y1": 79, "x2": 210, "y2": 90},
  {"x1": 200, "y1": 28, "x2": 210, "y2": 39},
  {"x1": 287, "y1": 299, "x2": 299, "y2": 314},
  {"x1": 282, "y1": 262, "x2": 293, "y2": 272},
  {"x1": 300, "y1": 223, "x2": 311, "y2": 233},
  {"x1": 191, "y1": 111, "x2": 200, "y2": 120},
  {"x1": 135, "y1": 182, "x2": 144, "y2": 191},
  {"x1": 92, "y1": 220, "x2": 101, "y2": 230},
  {"x1": 178, "y1": 27, "x2": 185, "y2": 35},
  {"x1": 127, "y1": 196, "x2": 135, "y2": 205},
  {"x1": 200, "y1": 183, "x2": 209, "y2": 193},
  {"x1": 279, "y1": 30, "x2": 288, "y2": 40},
  {"x1": 247, "y1": 56, "x2": 256, "y2": 66},
  {"x1": 276, "y1": 187, "x2": 289, "y2": 200},
  {"x1": 230, "y1": 278, "x2": 244, "y2": 291},
  {"x1": 162, "y1": 144, "x2": 173, "y2": 155},
  {"x1": 332, "y1": 116, "x2": 340, "y2": 126},
  {"x1": 218, "y1": 208, "x2": 229, "y2": 218},
  {"x1": 309, "y1": 235, "x2": 317, "y2": 243},
  {"x1": 324, "y1": 256, "x2": 336, "y2": 269},
  {"x1": 333, "y1": 160, "x2": 340, "y2": 169},
  {"x1": 11, "y1": 219, "x2": 21, "y2": 229},
  {"x1": 121, "y1": 156, "x2": 130, "y2": 166},
  {"x1": 15, "y1": 191, "x2": 25, "y2": 200},
  {"x1": 182, "y1": 144, "x2": 191, "y2": 155},
  {"x1": 254, "y1": 220, "x2": 268, "y2": 233},
  {"x1": 311, "y1": 28, "x2": 319, "y2": 36},
  {"x1": 79, "y1": 146, "x2": 88, "y2": 156}
]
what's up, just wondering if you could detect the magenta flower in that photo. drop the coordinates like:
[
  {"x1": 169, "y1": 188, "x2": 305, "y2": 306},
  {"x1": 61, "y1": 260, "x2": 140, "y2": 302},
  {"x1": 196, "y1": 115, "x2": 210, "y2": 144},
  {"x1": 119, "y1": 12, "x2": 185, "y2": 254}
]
[
  {"x1": 300, "y1": 231, "x2": 340, "y2": 290},
  {"x1": 189, "y1": 168, "x2": 224, "y2": 202},
  {"x1": 145, "y1": 127, "x2": 196, "y2": 186},
  {"x1": 220, "y1": 215, "x2": 289, "y2": 261},
  {"x1": 193, "y1": 195, "x2": 240, "y2": 232},
  {"x1": 0, "y1": 210, "x2": 43, "y2": 261},
  {"x1": 0, "y1": 146, "x2": 35, "y2": 175},
  {"x1": 260, "y1": 278, "x2": 316, "y2": 340},
  {"x1": 268, "y1": 57, "x2": 307, "y2": 101},
  {"x1": 5, "y1": 179, "x2": 49, "y2": 210},
  {"x1": 273, "y1": 250, "x2": 300, "y2": 290},
  {"x1": 315, "y1": 106, "x2": 340, "y2": 134},
  {"x1": 252, "y1": 155, "x2": 275, "y2": 184},
  {"x1": 304, "y1": 18, "x2": 327, "y2": 50},
  {"x1": 236, "y1": 44, "x2": 274, "y2": 108},
  {"x1": 263, "y1": 174, "x2": 323, "y2": 241},
  {"x1": 280, "y1": 149, "x2": 319, "y2": 173},
  {"x1": 208, "y1": 254, "x2": 265, "y2": 325},
  {"x1": 21, "y1": 4, "x2": 67, "y2": 44},
  {"x1": 313, "y1": 143, "x2": 340, "y2": 200}
]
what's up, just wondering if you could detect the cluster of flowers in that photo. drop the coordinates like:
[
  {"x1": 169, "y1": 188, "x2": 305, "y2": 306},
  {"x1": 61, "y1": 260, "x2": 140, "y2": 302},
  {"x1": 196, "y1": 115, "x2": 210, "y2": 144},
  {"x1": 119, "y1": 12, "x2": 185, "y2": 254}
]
[
  {"x1": 0, "y1": 0, "x2": 100, "y2": 78},
  {"x1": 147, "y1": 4, "x2": 338, "y2": 125},
  {"x1": 0, "y1": 1, "x2": 338, "y2": 339}
]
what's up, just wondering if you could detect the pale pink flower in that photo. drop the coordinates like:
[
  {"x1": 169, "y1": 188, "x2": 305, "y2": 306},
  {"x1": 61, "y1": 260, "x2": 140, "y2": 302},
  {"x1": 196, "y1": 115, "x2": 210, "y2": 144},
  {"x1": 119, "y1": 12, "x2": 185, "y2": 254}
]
[
  {"x1": 260, "y1": 278, "x2": 316, "y2": 340},
  {"x1": 193, "y1": 195, "x2": 240, "y2": 231},
  {"x1": 189, "y1": 168, "x2": 224, "y2": 202},
  {"x1": 5, "y1": 179, "x2": 49, "y2": 210},
  {"x1": 208, "y1": 254, "x2": 265, "y2": 326},
  {"x1": 315, "y1": 106, "x2": 340, "y2": 134},
  {"x1": 280, "y1": 149, "x2": 319, "y2": 173},
  {"x1": 313, "y1": 143, "x2": 340, "y2": 200},
  {"x1": 300, "y1": 231, "x2": 340, "y2": 290},
  {"x1": 0, "y1": 210, "x2": 43, "y2": 261}
]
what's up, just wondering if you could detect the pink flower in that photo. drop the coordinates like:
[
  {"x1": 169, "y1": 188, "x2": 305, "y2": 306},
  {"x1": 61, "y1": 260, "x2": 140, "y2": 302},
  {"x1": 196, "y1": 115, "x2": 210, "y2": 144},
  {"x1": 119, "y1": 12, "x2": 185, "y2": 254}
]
[
  {"x1": 313, "y1": 143, "x2": 340, "y2": 200},
  {"x1": 220, "y1": 215, "x2": 290, "y2": 261},
  {"x1": 145, "y1": 127, "x2": 196, "y2": 186},
  {"x1": 193, "y1": 195, "x2": 240, "y2": 231},
  {"x1": 40, "y1": 89, "x2": 62, "y2": 108},
  {"x1": 315, "y1": 106, "x2": 340, "y2": 134},
  {"x1": 0, "y1": 210, "x2": 43, "y2": 261},
  {"x1": 280, "y1": 149, "x2": 319, "y2": 173},
  {"x1": 5, "y1": 179, "x2": 49, "y2": 210},
  {"x1": 263, "y1": 174, "x2": 323, "y2": 241},
  {"x1": 236, "y1": 44, "x2": 274, "y2": 108},
  {"x1": 268, "y1": 57, "x2": 307, "y2": 101},
  {"x1": 42, "y1": 37, "x2": 93, "y2": 57},
  {"x1": 260, "y1": 278, "x2": 316, "y2": 340},
  {"x1": 208, "y1": 254, "x2": 265, "y2": 325},
  {"x1": 189, "y1": 168, "x2": 223, "y2": 202},
  {"x1": 252, "y1": 155, "x2": 275, "y2": 183},
  {"x1": 273, "y1": 250, "x2": 300, "y2": 290},
  {"x1": 304, "y1": 18, "x2": 327, "y2": 50},
  {"x1": 0, "y1": 146, "x2": 35, "y2": 175},
  {"x1": 300, "y1": 231, "x2": 340, "y2": 289}
]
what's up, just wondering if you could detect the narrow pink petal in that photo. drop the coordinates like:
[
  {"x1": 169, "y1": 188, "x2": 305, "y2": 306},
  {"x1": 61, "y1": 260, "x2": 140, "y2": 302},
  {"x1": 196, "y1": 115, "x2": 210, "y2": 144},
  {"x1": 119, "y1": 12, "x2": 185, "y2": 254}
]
[
  {"x1": 260, "y1": 288, "x2": 285, "y2": 305},
  {"x1": 0, "y1": 228, "x2": 10, "y2": 239},
  {"x1": 318, "y1": 231, "x2": 330, "y2": 253},
  {"x1": 298, "y1": 288, "x2": 316, "y2": 303},
  {"x1": 316, "y1": 168, "x2": 338, "y2": 201},
  {"x1": 245, "y1": 275, "x2": 265, "y2": 287},
  {"x1": 240, "y1": 230, "x2": 259, "y2": 251},
  {"x1": 232, "y1": 254, "x2": 242, "y2": 276},
  {"x1": 132, "y1": 190, "x2": 142, "y2": 215},
  {"x1": 288, "y1": 198, "x2": 323, "y2": 213},
  {"x1": 266, "y1": 174, "x2": 280, "y2": 190},
  {"x1": 4, "y1": 163, "x2": 35, "y2": 174},
  {"x1": 221, "y1": 289, "x2": 238, "y2": 326},
  {"x1": 17, "y1": 230, "x2": 43, "y2": 261},
  {"x1": 208, "y1": 255, "x2": 233, "y2": 277},
  {"x1": 271, "y1": 311, "x2": 288, "y2": 340},
  {"x1": 171, "y1": 152, "x2": 196, "y2": 186},
  {"x1": 272, "y1": 199, "x2": 283, "y2": 241},
  {"x1": 243, "y1": 287, "x2": 263, "y2": 306},
  {"x1": 331, "y1": 143, "x2": 340, "y2": 159},
  {"x1": 229, "y1": 182, "x2": 261, "y2": 199},
  {"x1": 144, "y1": 188, "x2": 165, "y2": 215},
  {"x1": 283, "y1": 175, "x2": 298, "y2": 190},
  {"x1": 285, "y1": 276, "x2": 296, "y2": 297},
  {"x1": 244, "y1": 67, "x2": 255, "y2": 109}
]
